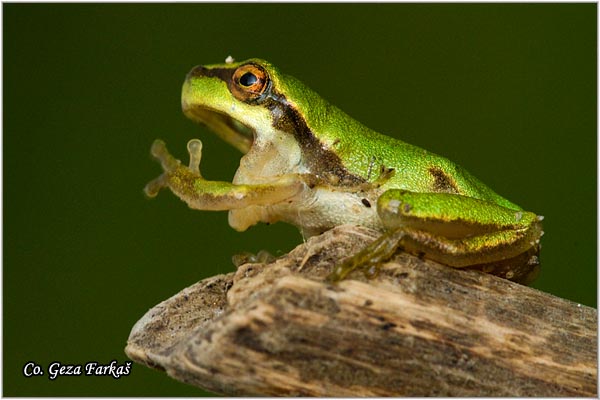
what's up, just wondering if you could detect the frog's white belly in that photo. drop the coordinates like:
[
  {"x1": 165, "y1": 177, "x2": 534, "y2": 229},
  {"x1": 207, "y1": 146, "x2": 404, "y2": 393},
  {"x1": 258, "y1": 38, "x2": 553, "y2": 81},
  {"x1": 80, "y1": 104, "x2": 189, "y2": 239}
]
[{"x1": 228, "y1": 187, "x2": 383, "y2": 237}]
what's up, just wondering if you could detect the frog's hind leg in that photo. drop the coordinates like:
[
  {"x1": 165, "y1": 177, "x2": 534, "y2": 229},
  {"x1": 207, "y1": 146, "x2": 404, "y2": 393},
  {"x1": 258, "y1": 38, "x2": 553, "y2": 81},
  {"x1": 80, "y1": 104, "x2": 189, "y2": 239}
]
[
  {"x1": 469, "y1": 245, "x2": 541, "y2": 284},
  {"x1": 328, "y1": 190, "x2": 543, "y2": 282},
  {"x1": 327, "y1": 225, "x2": 542, "y2": 282}
]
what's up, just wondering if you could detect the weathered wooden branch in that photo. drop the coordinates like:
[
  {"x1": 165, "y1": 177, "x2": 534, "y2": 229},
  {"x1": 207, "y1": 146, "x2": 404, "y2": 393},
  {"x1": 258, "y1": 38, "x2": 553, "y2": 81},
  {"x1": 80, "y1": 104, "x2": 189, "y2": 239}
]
[{"x1": 125, "y1": 225, "x2": 597, "y2": 396}]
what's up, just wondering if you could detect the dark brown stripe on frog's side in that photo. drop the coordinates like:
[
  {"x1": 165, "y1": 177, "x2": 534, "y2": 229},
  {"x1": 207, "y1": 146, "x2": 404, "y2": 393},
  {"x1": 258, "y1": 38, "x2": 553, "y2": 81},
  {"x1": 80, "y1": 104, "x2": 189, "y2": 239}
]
[
  {"x1": 428, "y1": 166, "x2": 459, "y2": 194},
  {"x1": 263, "y1": 93, "x2": 366, "y2": 186}
]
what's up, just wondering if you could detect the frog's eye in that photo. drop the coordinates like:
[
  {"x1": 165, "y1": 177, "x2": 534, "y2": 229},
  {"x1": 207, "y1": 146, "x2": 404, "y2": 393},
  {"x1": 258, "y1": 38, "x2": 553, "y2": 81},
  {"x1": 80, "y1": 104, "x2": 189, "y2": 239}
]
[
  {"x1": 239, "y1": 72, "x2": 258, "y2": 87},
  {"x1": 230, "y1": 64, "x2": 269, "y2": 103}
]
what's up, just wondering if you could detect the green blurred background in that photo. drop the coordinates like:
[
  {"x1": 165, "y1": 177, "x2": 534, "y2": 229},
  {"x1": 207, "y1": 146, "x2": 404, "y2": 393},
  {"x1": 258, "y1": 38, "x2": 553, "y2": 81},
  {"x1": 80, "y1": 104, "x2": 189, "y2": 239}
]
[{"x1": 4, "y1": 3, "x2": 596, "y2": 396}]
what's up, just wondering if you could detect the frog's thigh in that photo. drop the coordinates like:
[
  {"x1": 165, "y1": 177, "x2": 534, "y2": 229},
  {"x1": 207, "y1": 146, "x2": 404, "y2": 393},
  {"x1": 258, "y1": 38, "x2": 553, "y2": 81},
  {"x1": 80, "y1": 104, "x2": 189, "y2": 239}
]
[{"x1": 377, "y1": 190, "x2": 543, "y2": 267}]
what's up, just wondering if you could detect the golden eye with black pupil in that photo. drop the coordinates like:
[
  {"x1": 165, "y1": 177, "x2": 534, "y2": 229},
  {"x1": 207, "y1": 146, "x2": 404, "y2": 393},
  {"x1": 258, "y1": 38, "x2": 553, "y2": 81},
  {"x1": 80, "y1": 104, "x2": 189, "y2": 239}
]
[{"x1": 229, "y1": 64, "x2": 269, "y2": 103}]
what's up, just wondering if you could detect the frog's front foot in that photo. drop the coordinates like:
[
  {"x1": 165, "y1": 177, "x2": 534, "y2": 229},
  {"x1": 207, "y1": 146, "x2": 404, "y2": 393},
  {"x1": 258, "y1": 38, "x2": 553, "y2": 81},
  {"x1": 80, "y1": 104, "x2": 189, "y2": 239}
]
[{"x1": 144, "y1": 139, "x2": 204, "y2": 198}]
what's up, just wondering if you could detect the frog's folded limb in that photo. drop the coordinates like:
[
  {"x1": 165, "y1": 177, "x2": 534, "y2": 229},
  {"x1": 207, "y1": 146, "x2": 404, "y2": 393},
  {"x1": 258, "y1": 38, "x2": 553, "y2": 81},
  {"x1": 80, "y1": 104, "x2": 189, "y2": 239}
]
[
  {"x1": 144, "y1": 139, "x2": 305, "y2": 210},
  {"x1": 327, "y1": 226, "x2": 542, "y2": 282},
  {"x1": 328, "y1": 190, "x2": 543, "y2": 282}
]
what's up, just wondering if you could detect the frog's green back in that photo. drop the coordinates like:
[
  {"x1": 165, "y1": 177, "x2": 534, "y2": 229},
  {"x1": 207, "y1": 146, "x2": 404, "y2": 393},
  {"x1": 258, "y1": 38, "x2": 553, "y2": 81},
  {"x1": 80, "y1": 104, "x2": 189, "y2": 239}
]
[{"x1": 275, "y1": 70, "x2": 521, "y2": 211}]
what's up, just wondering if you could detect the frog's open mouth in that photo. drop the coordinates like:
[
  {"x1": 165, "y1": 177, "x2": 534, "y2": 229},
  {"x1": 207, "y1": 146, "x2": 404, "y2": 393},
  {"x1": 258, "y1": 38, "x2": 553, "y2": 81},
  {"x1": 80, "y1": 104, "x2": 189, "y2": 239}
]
[{"x1": 183, "y1": 105, "x2": 254, "y2": 154}]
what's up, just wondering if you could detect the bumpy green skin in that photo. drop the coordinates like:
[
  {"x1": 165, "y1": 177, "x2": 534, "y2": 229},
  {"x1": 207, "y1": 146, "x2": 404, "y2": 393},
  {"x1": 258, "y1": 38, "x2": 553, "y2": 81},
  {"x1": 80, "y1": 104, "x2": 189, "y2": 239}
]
[{"x1": 146, "y1": 58, "x2": 543, "y2": 283}]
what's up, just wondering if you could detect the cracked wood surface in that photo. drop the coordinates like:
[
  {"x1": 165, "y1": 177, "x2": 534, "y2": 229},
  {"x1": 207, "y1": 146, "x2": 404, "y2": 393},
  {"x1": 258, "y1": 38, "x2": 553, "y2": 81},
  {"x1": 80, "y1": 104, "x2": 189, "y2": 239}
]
[{"x1": 125, "y1": 225, "x2": 597, "y2": 396}]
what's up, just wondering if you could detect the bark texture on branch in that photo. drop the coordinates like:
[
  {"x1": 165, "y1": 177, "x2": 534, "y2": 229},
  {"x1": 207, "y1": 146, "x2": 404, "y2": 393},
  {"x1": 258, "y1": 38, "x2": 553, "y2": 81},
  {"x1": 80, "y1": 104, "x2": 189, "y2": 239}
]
[{"x1": 125, "y1": 225, "x2": 597, "y2": 396}]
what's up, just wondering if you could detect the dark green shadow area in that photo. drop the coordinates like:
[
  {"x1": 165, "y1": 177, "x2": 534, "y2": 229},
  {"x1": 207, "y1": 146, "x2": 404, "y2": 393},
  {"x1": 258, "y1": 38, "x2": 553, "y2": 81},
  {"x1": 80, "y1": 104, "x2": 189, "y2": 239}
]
[{"x1": 3, "y1": 3, "x2": 596, "y2": 396}]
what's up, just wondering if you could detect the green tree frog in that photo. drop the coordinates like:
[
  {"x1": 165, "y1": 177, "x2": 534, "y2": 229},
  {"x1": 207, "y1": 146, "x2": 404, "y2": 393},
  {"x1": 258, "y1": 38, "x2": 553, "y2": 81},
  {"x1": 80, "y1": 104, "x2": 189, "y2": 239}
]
[{"x1": 145, "y1": 58, "x2": 544, "y2": 284}]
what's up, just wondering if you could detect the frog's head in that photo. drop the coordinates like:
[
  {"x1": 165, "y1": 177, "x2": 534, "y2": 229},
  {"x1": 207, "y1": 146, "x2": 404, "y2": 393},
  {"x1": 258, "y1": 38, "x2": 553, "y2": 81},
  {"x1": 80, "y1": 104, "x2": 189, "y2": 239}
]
[
  {"x1": 182, "y1": 58, "x2": 285, "y2": 154},
  {"x1": 181, "y1": 58, "x2": 364, "y2": 185}
]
